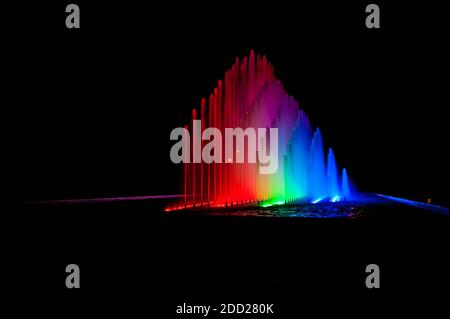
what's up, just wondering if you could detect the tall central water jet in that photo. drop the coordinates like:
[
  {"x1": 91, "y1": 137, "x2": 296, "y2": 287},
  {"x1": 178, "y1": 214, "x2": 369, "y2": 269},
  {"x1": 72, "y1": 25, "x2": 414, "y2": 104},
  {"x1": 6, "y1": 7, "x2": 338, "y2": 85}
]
[{"x1": 166, "y1": 51, "x2": 353, "y2": 211}]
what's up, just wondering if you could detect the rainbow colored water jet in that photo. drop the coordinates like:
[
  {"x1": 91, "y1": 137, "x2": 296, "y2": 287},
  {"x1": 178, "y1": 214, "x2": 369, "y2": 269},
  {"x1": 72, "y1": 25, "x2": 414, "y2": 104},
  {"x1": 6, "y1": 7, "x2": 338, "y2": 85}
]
[{"x1": 166, "y1": 51, "x2": 353, "y2": 211}]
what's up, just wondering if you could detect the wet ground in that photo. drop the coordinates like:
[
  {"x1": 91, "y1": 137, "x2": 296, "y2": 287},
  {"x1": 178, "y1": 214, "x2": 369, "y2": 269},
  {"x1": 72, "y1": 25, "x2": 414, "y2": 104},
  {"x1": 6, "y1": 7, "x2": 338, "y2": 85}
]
[
  {"x1": 176, "y1": 201, "x2": 387, "y2": 218},
  {"x1": 2, "y1": 195, "x2": 449, "y2": 317},
  {"x1": 158, "y1": 196, "x2": 449, "y2": 316},
  {"x1": 165, "y1": 193, "x2": 448, "y2": 218}
]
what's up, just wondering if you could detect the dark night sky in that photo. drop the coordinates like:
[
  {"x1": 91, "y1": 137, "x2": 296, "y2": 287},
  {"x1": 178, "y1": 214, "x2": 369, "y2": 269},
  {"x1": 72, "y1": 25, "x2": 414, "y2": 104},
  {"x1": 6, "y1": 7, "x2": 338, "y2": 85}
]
[{"x1": 1, "y1": 1, "x2": 447, "y2": 205}]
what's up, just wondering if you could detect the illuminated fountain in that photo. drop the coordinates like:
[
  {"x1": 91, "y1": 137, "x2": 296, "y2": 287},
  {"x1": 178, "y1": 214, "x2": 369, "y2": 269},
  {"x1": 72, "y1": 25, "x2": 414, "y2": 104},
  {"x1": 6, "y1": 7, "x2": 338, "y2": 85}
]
[
  {"x1": 166, "y1": 51, "x2": 353, "y2": 211},
  {"x1": 341, "y1": 168, "x2": 351, "y2": 200},
  {"x1": 308, "y1": 129, "x2": 327, "y2": 204},
  {"x1": 327, "y1": 148, "x2": 340, "y2": 202}
]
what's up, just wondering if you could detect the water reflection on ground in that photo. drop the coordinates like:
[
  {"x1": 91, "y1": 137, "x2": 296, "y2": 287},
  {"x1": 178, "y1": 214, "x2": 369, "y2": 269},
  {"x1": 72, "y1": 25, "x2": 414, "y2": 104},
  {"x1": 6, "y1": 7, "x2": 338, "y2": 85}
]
[
  {"x1": 187, "y1": 202, "x2": 382, "y2": 218},
  {"x1": 165, "y1": 194, "x2": 448, "y2": 218}
]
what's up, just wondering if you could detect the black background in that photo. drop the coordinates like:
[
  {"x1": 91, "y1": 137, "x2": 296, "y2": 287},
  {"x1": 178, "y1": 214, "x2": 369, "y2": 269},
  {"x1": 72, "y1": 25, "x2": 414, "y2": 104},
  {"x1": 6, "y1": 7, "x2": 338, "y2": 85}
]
[
  {"x1": 1, "y1": 1, "x2": 447, "y2": 205},
  {"x1": 1, "y1": 1, "x2": 448, "y2": 318}
]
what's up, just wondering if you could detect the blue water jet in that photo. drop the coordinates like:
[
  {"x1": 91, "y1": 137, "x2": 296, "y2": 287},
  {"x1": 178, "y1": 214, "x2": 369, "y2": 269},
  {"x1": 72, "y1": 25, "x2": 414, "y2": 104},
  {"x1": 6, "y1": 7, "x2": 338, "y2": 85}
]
[
  {"x1": 308, "y1": 128, "x2": 327, "y2": 202},
  {"x1": 290, "y1": 110, "x2": 312, "y2": 200},
  {"x1": 327, "y1": 148, "x2": 340, "y2": 201},
  {"x1": 342, "y1": 168, "x2": 351, "y2": 199}
]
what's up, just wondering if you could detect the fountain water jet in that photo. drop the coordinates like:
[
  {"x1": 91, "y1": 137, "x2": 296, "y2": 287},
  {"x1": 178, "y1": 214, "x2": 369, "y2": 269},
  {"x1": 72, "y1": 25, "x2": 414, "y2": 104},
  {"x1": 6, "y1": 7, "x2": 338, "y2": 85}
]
[
  {"x1": 308, "y1": 129, "x2": 327, "y2": 203},
  {"x1": 327, "y1": 148, "x2": 340, "y2": 202},
  {"x1": 342, "y1": 168, "x2": 351, "y2": 200},
  {"x1": 166, "y1": 51, "x2": 354, "y2": 211}
]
